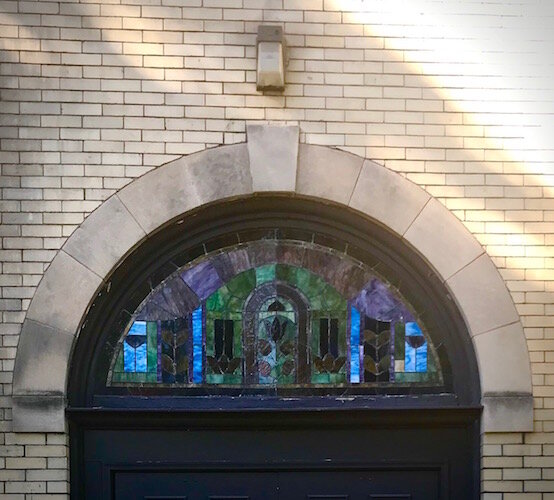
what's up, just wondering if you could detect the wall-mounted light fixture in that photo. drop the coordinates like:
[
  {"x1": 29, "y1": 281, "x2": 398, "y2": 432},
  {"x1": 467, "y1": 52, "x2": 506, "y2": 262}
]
[{"x1": 256, "y1": 25, "x2": 285, "y2": 91}]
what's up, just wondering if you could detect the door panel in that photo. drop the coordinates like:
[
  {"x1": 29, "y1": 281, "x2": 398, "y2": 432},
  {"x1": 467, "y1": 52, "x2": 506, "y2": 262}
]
[
  {"x1": 279, "y1": 469, "x2": 439, "y2": 500},
  {"x1": 113, "y1": 469, "x2": 439, "y2": 500},
  {"x1": 114, "y1": 471, "x2": 278, "y2": 500}
]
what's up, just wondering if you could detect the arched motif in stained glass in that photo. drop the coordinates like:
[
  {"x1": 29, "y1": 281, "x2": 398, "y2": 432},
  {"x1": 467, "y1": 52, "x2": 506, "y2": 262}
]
[{"x1": 108, "y1": 240, "x2": 443, "y2": 389}]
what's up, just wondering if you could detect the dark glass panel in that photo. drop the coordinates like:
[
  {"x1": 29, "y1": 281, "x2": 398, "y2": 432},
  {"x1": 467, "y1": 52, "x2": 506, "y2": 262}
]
[
  {"x1": 329, "y1": 318, "x2": 339, "y2": 358},
  {"x1": 319, "y1": 318, "x2": 329, "y2": 357}
]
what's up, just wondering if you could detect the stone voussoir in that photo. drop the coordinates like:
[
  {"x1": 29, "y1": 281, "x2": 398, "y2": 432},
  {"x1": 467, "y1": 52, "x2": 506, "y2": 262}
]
[
  {"x1": 446, "y1": 253, "x2": 520, "y2": 337},
  {"x1": 296, "y1": 143, "x2": 364, "y2": 205},
  {"x1": 403, "y1": 197, "x2": 485, "y2": 282},
  {"x1": 13, "y1": 319, "x2": 73, "y2": 396},
  {"x1": 473, "y1": 322, "x2": 532, "y2": 395},
  {"x1": 62, "y1": 194, "x2": 147, "y2": 279},
  {"x1": 349, "y1": 159, "x2": 431, "y2": 236},
  {"x1": 25, "y1": 250, "x2": 103, "y2": 336},
  {"x1": 118, "y1": 143, "x2": 252, "y2": 234}
]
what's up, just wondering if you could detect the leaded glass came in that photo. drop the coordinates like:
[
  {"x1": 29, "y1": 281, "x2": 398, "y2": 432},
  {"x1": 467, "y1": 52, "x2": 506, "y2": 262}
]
[{"x1": 109, "y1": 240, "x2": 443, "y2": 389}]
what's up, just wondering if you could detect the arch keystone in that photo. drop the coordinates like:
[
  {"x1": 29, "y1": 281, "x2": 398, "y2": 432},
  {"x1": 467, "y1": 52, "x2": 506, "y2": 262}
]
[{"x1": 246, "y1": 124, "x2": 299, "y2": 192}]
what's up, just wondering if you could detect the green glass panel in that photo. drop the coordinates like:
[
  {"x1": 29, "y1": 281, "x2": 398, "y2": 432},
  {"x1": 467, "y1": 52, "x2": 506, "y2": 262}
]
[
  {"x1": 114, "y1": 345, "x2": 124, "y2": 373},
  {"x1": 321, "y1": 286, "x2": 346, "y2": 311},
  {"x1": 112, "y1": 371, "x2": 152, "y2": 384},
  {"x1": 206, "y1": 288, "x2": 225, "y2": 311},
  {"x1": 220, "y1": 373, "x2": 242, "y2": 384},
  {"x1": 274, "y1": 263, "x2": 291, "y2": 283},
  {"x1": 233, "y1": 319, "x2": 242, "y2": 358},
  {"x1": 227, "y1": 269, "x2": 256, "y2": 299},
  {"x1": 329, "y1": 373, "x2": 347, "y2": 383},
  {"x1": 290, "y1": 266, "x2": 311, "y2": 293},
  {"x1": 310, "y1": 315, "x2": 321, "y2": 367},
  {"x1": 312, "y1": 373, "x2": 331, "y2": 384},
  {"x1": 225, "y1": 295, "x2": 243, "y2": 312},
  {"x1": 206, "y1": 374, "x2": 224, "y2": 384},
  {"x1": 427, "y1": 347, "x2": 437, "y2": 372},
  {"x1": 256, "y1": 264, "x2": 275, "y2": 285},
  {"x1": 147, "y1": 321, "x2": 158, "y2": 373},
  {"x1": 206, "y1": 312, "x2": 216, "y2": 359},
  {"x1": 338, "y1": 315, "x2": 347, "y2": 356},
  {"x1": 395, "y1": 322, "x2": 405, "y2": 360},
  {"x1": 395, "y1": 371, "x2": 441, "y2": 384}
]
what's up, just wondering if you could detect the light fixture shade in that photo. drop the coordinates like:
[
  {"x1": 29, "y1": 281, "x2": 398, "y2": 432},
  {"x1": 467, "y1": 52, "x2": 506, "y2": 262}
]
[{"x1": 256, "y1": 25, "x2": 285, "y2": 91}]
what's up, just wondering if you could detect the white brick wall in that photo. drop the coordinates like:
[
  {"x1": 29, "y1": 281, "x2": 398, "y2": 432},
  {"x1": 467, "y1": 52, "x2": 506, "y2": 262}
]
[{"x1": 1, "y1": 0, "x2": 554, "y2": 497}]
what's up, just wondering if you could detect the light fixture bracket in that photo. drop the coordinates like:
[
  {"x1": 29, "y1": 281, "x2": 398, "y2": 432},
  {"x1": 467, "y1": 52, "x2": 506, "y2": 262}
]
[{"x1": 256, "y1": 25, "x2": 285, "y2": 91}]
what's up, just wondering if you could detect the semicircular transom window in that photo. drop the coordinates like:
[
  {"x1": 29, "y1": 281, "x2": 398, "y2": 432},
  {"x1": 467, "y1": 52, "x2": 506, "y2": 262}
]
[{"x1": 108, "y1": 240, "x2": 443, "y2": 390}]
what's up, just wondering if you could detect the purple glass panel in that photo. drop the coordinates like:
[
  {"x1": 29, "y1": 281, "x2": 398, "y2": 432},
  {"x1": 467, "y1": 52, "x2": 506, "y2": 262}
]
[
  {"x1": 351, "y1": 278, "x2": 415, "y2": 323},
  {"x1": 181, "y1": 261, "x2": 223, "y2": 301}
]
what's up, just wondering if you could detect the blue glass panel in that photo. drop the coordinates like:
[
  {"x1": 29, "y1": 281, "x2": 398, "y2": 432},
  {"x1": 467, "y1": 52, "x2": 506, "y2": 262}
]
[
  {"x1": 128, "y1": 320, "x2": 146, "y2": 336},
  {"x1": 350, "y1": 306, "x2": 361, "y2": 383},
  {"x1": 406, "y1": 322, "x2": 422, "y2": 336},
  {"x1": 415, "y1": 342, "x2": 428, "y2": 372},
  {"x1": 123, "y1": 341, "x2": 136, "y2": 372},
  {"x1": 135, "y1": 342, "x2": 147, "y2": 372},
  {"x1": 404, "y1": 340, "x2": 415, "y2": 372},
  {"x1": 405, "y1": 322, "x2": 427, "y2": 373},
  {"x1": 192, "y1": 306, "x2": 203, "y2": 383}
]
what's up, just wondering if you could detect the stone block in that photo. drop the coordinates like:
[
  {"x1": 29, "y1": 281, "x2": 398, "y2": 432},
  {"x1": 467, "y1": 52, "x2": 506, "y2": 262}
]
[
  {"x1": 246, "y1": 124, "x2": 299, "y2": 191},
  {"x1": 12, "y1": 320, "x2": 72, "y2": 396},
  {"x1": 349, "y1": 159, "x2": 430, "y2": 235},
  {"x1": 118, "y1": 143, "x2": 252, "y2": 234},
  {"x1": 296, "y1": 144, "x2": 363, "y2": 204},
  {"x1": 181, "y1": 142, "x2": 252, "y2": 206},
  {"x1": 404, "y1": 197, "x2": 484, "y2": 281},
  {"x1": 447, "y1": 254, "x2": 520, "y2": 336},
  {"x1": 63, "y1": 194, "x2": 146, "y2": 278},
  {"x1": 482, "y1": 394, "x2": 534, "y2": 433},
  {"x1": 474, "y1": 322, "x2": 533, "y2": 395},
  {"x1": 26, "y1": 250, "x2": 103, "y2": 335},
  {"x1": 12, "y1": 396, "x2": 65, "y2": 433}
]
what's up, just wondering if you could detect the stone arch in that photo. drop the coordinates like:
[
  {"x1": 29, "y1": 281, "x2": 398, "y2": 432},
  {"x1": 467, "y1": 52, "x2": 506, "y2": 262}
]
[{"x1": 12, "y1": 124, "x2": 532, "y2": 433}]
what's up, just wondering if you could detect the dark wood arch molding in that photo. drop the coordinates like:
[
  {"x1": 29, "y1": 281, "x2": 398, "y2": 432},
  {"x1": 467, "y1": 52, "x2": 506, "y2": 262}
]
[{"x1": 68, "y1": 195, "x2": 479, "y2": 408}]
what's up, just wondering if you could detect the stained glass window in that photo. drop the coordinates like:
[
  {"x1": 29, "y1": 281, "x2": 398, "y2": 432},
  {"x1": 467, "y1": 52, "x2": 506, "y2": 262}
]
[{"x1": 109, "y1": 240, "x2": 443, "y2": 389}]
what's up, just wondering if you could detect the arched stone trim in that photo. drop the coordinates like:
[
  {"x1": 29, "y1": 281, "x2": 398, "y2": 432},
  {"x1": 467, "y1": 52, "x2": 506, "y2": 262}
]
[{"x1": 12, "y1": 124, "x2": 532, "y2": 433}]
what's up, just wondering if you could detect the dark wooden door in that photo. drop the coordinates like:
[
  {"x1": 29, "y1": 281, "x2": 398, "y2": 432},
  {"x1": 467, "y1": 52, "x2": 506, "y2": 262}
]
[{"x1": 71, "y1": 409, "x2": 479, "y2": 499}]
